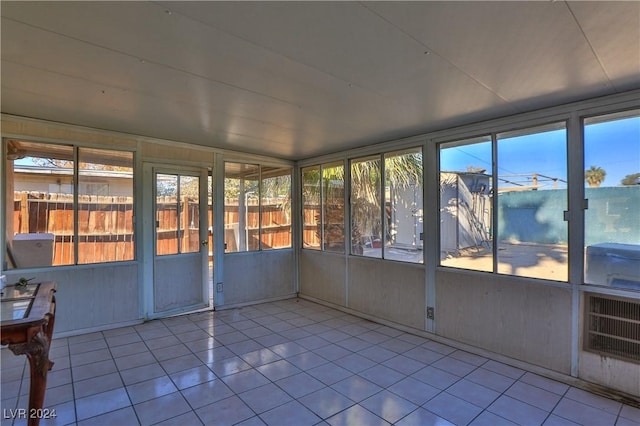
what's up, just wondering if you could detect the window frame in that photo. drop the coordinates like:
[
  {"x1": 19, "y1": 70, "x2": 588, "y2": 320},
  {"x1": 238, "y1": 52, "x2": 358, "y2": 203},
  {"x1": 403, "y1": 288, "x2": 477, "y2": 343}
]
[
  {"x1": 350, "y1": 154, "x2": 383, "y2": 259},
  {"x1": 347, "y1": 146, "x2": 424, "y2": 263},
  {"x1": 301, "y1": 161, "x2": 347, "y2": 254},
  {"x1": 223, "y1": 161, "x2": 292, "y2": 253},
  {"x1": 437, "y1": 120, "x2": 570, "y2": 282},
  {"x1": 301, "y1": 164, "x2": 322, "y2": 251},
  {"x1": 4, "y1": 139, "x2": 136, "y2": 268},
  {"x1": 438, "y1": 134, "x2": 494, "y2": 273},
  {"x1": 581, "y1": 109, "x2": 640, "y2": 290}
]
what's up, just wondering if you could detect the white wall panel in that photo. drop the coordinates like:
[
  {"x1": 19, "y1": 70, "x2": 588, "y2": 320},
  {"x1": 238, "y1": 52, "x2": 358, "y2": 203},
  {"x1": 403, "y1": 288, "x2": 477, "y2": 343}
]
[
  {"x1": 223, "y1": 250, "x2": 295, "y2": 306},
  {"x1": 141, "y1": 143, "x2": 214, "y2": 164},
  {"x1": 579, "y1": 352, "x2": 640, "y2": 398},
  {"x1": 347, "y1": 257, "x2": 425, "y2": 329},
  {"x1": 436, "y1": 269, "x2": 572, "y2": 373},
  {"x1": 1, "y1": 114, "x2": 137, "y2": 150},
  {"x1": 299, "y1": 253, "x2": 425, "y2": 330},
  {"x1": 154, "y1": 255, "x2": 203, "y2": 313},
  {"x1": 299, "y1": 251, "x2": 346, "y2": 306},
  {"x1": 2, "y1": 264, "x2": 139, "y2": 335}
]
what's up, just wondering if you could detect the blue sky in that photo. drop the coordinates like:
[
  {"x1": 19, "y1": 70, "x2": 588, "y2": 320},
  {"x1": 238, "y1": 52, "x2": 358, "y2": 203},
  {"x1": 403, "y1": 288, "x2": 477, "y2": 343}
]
[
  {"x1": 584, "y1": 116, "x2": 640, "y2": 186},
  {"x1": 441, "y1": 115, "x2": 640, "y2": 189},
  {"x1": 13, "y1": 115, "x2": 640, "y2": 188}
]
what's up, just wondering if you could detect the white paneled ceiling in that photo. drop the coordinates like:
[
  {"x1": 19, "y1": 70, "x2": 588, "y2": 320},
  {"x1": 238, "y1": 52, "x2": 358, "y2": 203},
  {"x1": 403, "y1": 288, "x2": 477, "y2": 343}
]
[{"x1": 1, "y1": 1, "x2": 638, "y2": 160}]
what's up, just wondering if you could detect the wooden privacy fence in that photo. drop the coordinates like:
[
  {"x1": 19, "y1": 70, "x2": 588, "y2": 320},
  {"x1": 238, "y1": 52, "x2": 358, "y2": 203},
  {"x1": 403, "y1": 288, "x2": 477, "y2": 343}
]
[
  {"x1": 224, "y1": 198, "x2": 291, "y2": 250},
  {"x1": 155, "y1": 195, "x2": 203, "y2": 256},
  {"x1": 11, "y1": 192, "x2": 293, "y2": 266},
  {"x1": 12, "y1": 192, "x2": 134, "y2": 265},
  {"x1": 302, "y1": 203, "x2": 349, "y2": 251},
  {"x1": 302, "y1": 204, "x2": 321, "y2": 248}
]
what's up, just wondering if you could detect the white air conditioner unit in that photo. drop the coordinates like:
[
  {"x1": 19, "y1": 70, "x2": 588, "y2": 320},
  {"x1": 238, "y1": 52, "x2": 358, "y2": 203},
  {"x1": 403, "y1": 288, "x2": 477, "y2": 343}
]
[
  {"x1": 11, "y1": 233, "x2": 55, "y2": 268},
  {"x1": 585, "y1": 243, "x2": 640, "y2": 289}
]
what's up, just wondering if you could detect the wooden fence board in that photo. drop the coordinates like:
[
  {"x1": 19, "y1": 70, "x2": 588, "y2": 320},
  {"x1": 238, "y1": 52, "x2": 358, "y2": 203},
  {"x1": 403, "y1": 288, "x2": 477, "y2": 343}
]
[{"x1": 12, "y1": 192, "x2": 295, "y2": 265}]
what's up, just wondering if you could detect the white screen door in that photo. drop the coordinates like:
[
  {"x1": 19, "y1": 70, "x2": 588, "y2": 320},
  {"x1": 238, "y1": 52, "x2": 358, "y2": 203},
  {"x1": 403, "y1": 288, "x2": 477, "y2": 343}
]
[{"x1": 144, "y1": 165, "x2": 209, "y2": 317}]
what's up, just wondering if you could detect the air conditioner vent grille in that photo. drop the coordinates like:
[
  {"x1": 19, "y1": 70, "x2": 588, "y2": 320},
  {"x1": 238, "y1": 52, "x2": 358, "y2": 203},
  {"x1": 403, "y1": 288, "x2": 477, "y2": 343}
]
[{"x1": 585, "y1": 294, "x2": 640, "y2": 363}]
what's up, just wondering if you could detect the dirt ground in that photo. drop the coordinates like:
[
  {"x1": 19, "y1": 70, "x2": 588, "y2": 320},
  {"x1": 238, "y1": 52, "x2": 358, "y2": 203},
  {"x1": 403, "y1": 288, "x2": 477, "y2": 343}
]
[
  {"x1": 360, "y1": 241, "x2": 569, "y2": 282},
  {"x1": 441, "y1": 242, "x2": 568, "y2": 281}
]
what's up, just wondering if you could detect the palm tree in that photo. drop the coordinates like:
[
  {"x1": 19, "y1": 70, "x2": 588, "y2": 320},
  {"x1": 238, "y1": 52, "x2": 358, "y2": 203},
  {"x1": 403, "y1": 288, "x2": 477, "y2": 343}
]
[
  {"x1": 585, "y1": 165, "x2": 606, "y2": 187},
  {"x1": 302, "y1": 152, "x2": 423, "y2": 252},
  {"x1": 621, "y1": 172, "x2": 640, "y2": 186}
]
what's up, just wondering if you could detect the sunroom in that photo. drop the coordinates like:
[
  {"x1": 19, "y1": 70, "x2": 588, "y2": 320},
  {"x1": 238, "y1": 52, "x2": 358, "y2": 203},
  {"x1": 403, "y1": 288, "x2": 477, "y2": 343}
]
[{"x1": 1, "y1": 2, "x2": 639, "y2": 425}]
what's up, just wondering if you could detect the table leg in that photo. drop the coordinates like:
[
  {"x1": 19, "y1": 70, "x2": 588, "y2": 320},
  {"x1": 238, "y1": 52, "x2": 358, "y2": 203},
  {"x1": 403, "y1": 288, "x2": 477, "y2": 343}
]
[{"x1": 9, "y1": 330, "x2": 54, "y2": 426}]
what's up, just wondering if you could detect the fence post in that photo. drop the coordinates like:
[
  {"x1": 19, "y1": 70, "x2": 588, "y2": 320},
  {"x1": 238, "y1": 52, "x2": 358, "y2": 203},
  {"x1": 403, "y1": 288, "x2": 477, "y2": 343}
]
[
  {"x1": 182, "y1": 196, "x2": 190, "y2": 252},
  {"x1": 20, "y1": 192, "x2": 29, "y2": 233}
]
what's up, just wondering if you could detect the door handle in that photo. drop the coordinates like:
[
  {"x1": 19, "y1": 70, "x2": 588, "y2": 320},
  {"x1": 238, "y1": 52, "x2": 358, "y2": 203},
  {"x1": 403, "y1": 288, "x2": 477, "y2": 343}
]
[{"x1": 201, "y1": 240, "x2": 209, "y2": 246}]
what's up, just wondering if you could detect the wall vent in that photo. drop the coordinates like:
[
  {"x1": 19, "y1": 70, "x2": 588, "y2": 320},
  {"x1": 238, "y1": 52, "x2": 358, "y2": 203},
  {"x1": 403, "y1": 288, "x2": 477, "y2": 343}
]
[{"x1": 585, "y1": 294, "x2": 640, "y2": 363}]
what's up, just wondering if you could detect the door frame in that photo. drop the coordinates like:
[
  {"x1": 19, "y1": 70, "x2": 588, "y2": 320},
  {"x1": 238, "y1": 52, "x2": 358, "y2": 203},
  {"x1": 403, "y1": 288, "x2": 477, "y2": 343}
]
[{"x1": 142, "y1": 162, "x2": 210, "y2": 319}]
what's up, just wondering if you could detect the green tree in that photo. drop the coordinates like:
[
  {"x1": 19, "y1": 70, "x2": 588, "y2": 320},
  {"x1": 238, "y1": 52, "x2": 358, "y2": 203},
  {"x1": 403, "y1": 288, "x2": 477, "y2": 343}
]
[
  {"x1": 621, "y1": 172, "x2": 640, "y2": 186},
  {"x1": 302, "y1": 153, "x2": 422, "y2": 251},
  {"x1": 351, "y1": 152, "x2": 422, "y2": 244},
  {"x1": 585, "y1": 165, "x2": 606, "y2": 187}
]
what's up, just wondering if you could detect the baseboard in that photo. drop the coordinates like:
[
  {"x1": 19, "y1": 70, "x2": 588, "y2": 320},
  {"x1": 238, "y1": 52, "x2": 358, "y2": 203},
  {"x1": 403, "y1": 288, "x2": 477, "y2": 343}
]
[{"x1": 298, "y1": 294, "x2": 640, "y2": 406}]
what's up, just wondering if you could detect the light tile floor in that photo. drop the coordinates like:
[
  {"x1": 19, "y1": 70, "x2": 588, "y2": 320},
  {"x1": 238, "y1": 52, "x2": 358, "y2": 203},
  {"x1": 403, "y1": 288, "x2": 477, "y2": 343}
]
[{"x1": 2, "y1": 298, "x2": 639, "y2": 426}]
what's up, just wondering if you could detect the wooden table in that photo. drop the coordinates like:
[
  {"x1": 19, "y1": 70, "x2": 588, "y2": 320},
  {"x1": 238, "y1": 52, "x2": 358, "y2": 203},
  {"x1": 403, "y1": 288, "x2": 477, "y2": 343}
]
[{"x1": 1, "y1": 281, "x2": 57, "y2": 426}]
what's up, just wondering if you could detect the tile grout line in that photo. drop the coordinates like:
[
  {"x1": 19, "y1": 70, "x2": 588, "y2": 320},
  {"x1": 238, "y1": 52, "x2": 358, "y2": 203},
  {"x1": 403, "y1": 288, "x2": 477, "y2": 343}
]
[{"x1": 7, "y1": 299, "x2": 638, "y2": 426}]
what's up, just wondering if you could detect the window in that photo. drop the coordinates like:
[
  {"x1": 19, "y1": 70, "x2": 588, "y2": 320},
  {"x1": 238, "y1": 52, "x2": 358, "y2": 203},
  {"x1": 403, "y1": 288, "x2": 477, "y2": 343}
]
[
  {"x1": 439, "y1": 123, "x2": 568, "y2": 281},
  {"x1": 79, "y1": 148, "x2": 134, "y2": 263},
  {"x1": 384, "y1": 148, "x2": 423, "y2": 263},
  {"x1": 584, "y1": 111, "x2": 640, "y2": 290},
  {"x1": 155, "y1": 173, "x2": 200, "y2": 256},
  {"x1": 261, "y1": 167, "x2": 292, "y2": 250},
  {"x1": 496, "y1": 123, "x2": 568, "y2": 281},
  {"x1": 440, "y1": 136, "x2": 493, "y2": 272},
  {"x1": 5, "y1": 140, "x2": 134, "y2": 268},
  {"x1": 351, "y1": 156, "x2": 382, "y2": 258},
  {"x1": 301, "y1": 162, "x2": 345, "y2": 252},
  {"x1": 302, "y1": 165, "x2": 321, "y2": 250},
  {"x1": 323, "y1": 162, "x2": 345, "y2": 253},
  {"x1": 350, "y1": 148, "x2": 423, "y2": 263},
  {"x1": 224, "y1": 162, "x2": 291, "y2": 253}
]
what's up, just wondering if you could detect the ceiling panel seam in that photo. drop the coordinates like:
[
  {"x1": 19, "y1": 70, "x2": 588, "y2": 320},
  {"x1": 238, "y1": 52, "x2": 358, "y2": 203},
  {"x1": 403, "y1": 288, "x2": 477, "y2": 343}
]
[
  {"x1": 1, "y1": 15, "x2": 302, "y2": 109},
  {"x1": 152, "y1": 1, "x2": 376, "y2": 98},
  {"x1": 564, "y1": 2, "x2": 616, "y2": 92},
  {"x1": 154, "y1": 1, "x2": 485, "y2": 114},
  {"x1": 1, "y1": 15, "x2": 332, "y2": 148},
  {"x1": 150, "y1": 2, "x2": 426, "y2": 134},
  {"x1": 3, "y1": 8, "x2": 391, "y2": 146},
  {"x1": 1, "y1": 59, "x2": 299, "y2": 148},
  {"x1": 359, "y1": 2, "x2": 515, "y2": 109}
]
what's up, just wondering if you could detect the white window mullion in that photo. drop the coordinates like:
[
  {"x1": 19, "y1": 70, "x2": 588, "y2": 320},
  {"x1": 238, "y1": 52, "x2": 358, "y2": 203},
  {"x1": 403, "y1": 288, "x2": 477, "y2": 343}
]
[
  {"x1": 73, "y1": 146, "x2": 79, "y2": 265},
  {"x1": 567, "y1": 112, "x2": 584, "y2": 378}
]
